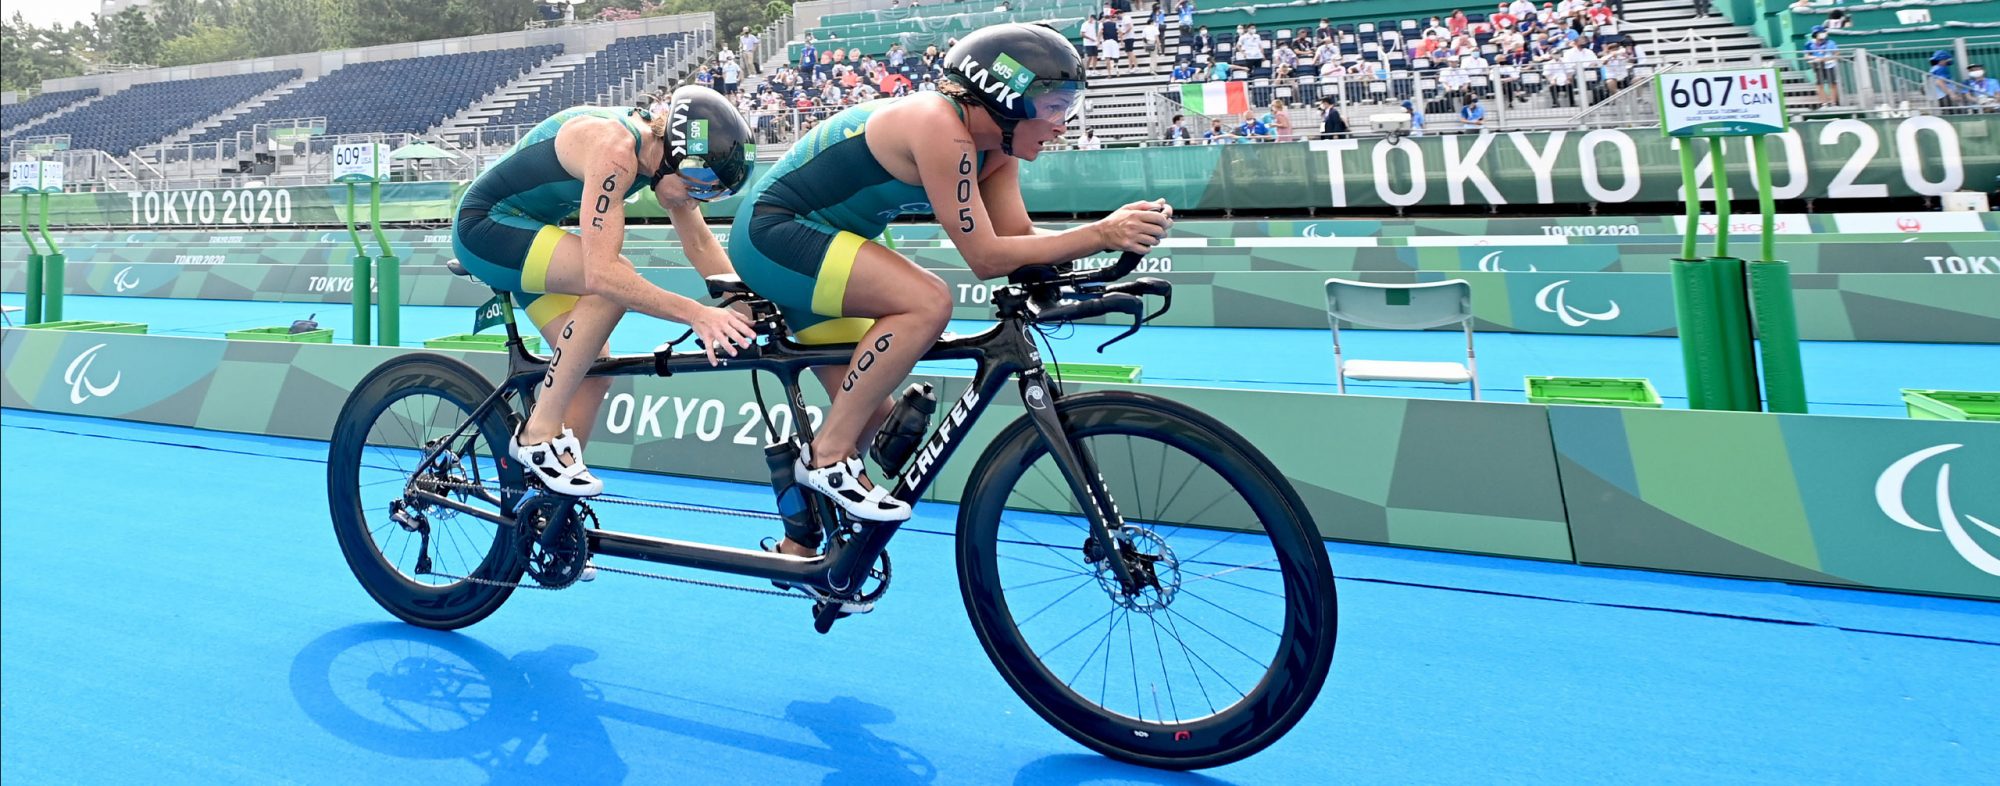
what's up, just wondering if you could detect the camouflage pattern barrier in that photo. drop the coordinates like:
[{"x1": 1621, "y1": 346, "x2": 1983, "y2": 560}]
[
  {"x1": 6, "y1": 327, "x2": 1993, "y2": 598},
  {"x1": 1553, "y1": 406, "x2": 2000, "y2": 600},
  {"x1": 6, "y1": 117, "x2": 1997, "y2": 228}
]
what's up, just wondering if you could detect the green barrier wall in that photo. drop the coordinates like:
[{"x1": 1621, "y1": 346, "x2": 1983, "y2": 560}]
[
  {"x1": 11, "y1": 259, "x2": 1996, "y2": 342},
  {"x1": 6, "y1": 117, "x2": 1995, "y2": 228},
  {"x1": 5, "y1": 329, "x2": 1993, "y2": 599}
]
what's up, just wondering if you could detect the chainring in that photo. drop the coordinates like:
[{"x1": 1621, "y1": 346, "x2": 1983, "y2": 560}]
[{"x1": 514, "y1": 495, "x2": 592, "y2": 589}]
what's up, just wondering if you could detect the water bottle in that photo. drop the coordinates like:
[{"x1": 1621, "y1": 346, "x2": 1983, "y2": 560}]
[
  {"x1": 765, "y1": 441, "x2": 820, "y2": 548},
  {"x1": 870, "y1": 382, "x2": 937, "y2": 477}
]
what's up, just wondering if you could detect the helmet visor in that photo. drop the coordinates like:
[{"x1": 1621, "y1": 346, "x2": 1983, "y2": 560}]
[
  {"x1": 1021, "y1": 79, "x2": 1087, "y2": 123},
  {"x1": 676, "y1": 166, "x2": 734, "y2": 202}
]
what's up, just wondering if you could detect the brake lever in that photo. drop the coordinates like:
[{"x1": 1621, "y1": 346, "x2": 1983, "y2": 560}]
[
  {"x1": 1106, "y1": 277, "x2": 1173, "y2": 324},
  {"x1": 1095, "y1": 293, "x2": 1148, "y2": 353}
]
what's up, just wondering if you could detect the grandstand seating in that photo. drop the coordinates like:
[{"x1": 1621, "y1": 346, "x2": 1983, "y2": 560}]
[
  {"x1": 19, "y1": 72, "x2": 299, "y2": 157},
  {"x1": 1, "y1": 88, "x2": 100, "y2": 134},
  {"x1": 182, "y1": 45, "x2": 562, "y2": 158},
  {"x1": 486, "y1": 32, "x2": 690, "y2": 128}
]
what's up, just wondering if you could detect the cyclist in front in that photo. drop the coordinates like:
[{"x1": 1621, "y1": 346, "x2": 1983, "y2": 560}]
[
  {"x1": 453, "y1": 85, "x2": 760, "y2": 497},
  {"x1": 729, "y1": 23, "x2": 1173, "y2": 556}
]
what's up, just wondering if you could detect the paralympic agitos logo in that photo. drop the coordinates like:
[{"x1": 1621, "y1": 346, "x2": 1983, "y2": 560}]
[{"x1": 1876, "y1": 444, "x2": 2000, "y2": 577}]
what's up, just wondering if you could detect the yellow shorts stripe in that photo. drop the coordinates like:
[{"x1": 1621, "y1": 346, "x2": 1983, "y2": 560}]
[
  {"x1": 525, "y1": 293, "x2": 580, "y2": 333},
  {"x1": 521, "y1": 225, "x2": 568, "y2": 293},
  {"x1": 793, "y1": 317, "x2": 875, "y2": 345},
  {"x1": 811, "y1": 231, "x2": 867, "y2": 317}
]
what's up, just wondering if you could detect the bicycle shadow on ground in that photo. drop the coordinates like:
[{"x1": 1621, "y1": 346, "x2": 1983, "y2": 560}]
[{"x1": 290, "y1": 622, "x2": 935, "y2": 785}]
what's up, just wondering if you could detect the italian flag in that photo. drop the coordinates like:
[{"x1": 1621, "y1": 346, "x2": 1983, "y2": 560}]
[{"x1": 1181, "y1": 81, "x2": 1249, "y2": 115}]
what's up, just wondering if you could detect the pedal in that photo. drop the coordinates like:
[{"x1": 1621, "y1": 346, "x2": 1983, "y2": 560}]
[{"x1": 813, "y1": 601, "x2": 849, "y2": 634}]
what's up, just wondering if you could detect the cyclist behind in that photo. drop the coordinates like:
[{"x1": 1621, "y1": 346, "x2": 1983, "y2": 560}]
[
  {"x1": 729, "y1": 23, "x2": 1173, "y2": 554},
  {"x1": 453, "y1": 86, "x2": 760, "y2": 497}
]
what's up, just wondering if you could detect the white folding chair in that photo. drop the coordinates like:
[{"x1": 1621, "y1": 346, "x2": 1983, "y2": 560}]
[{"x1": 1324, "y1": 278, "x2": 1480, "y2": 399}]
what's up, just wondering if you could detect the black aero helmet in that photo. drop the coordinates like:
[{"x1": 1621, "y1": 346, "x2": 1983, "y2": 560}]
[
  {"x1": 656, "y1": 85, "x2": 754, "y2": 201},
  {"x1": 942, "y1": 23, "x2": 1087, "y2": 154}
]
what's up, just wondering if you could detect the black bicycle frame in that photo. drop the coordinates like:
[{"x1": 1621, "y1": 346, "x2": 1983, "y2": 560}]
[{"x1": 406, "y1": 301, "x2": 1135, "y2": 598}]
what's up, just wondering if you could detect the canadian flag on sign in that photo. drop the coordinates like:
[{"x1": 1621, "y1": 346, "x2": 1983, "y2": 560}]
[{"x1": 1740, "y1": 74, "x2": 1770, "y2": 90}]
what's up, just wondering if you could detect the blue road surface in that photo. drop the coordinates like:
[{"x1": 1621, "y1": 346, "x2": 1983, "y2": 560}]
[{"x1": 2, "y1": 411, "x2": 1997, "y2": 784}]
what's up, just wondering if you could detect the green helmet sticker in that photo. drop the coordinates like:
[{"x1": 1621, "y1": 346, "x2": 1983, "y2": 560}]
[
  {"x1": 688, "y1": 119, "x2": 710, "y2": 155},
  {"x1": 992, "y1": 53, "x2": 1037, "y2": 95}
]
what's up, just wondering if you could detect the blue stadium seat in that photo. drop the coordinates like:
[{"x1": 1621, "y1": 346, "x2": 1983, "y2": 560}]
[
  {"x1": 20, "y1": 72, "x2": 299, "y2": 157},
  {"x1": 1, "y1": 88, "x2": 100, "y2": 134},
  {"x1": 183, "y1": 45, "x2": 563, "y2": 158},
  {"x1": 486, "y1": 33, "x2": 692, "y2": 130}
]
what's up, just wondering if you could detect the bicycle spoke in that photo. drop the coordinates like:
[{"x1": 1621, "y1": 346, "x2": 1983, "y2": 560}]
[
  {"x1": 1147, "y1": 615, "x2": 1181, "y2": 722},
  {"x1": 1163, "y1": 605, "x2": 1269, "y2": 670},
  {"x1": 1013, "y1": 575, "x2": 1100, "y2": 630},
  {"x1": 1160, "y1": 608, "x2": 1229, "y2": 708}
]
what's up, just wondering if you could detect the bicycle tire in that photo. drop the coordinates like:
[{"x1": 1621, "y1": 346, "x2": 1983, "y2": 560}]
[
  {"x1": 956, "y1": 391, "x2": 1337, "y2": 770},
  {"x1": 328, "y1": 353, "x2": 526, "y2": 630}
]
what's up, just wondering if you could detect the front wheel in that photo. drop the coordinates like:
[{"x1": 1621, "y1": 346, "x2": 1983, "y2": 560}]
[{"x1": 956, "y1": 392, "x2": 1337, "y2": 770}]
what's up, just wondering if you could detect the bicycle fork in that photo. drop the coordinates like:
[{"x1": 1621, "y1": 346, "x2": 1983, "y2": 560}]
[{"x1": 1015, "y1": 370, "x2": 1143, "y2": 594}]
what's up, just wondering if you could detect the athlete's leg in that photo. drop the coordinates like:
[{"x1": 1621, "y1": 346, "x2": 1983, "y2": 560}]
[
  {"x1": 774, "y1": 368, "x2": 896, "y2": 556},
  {"x1": 525, "y1": 300, "x2": 614, "y2": 446},
  {"x1": 806, "y1": 241, "x2": 951, "y2": 470},
  {"x1": 516, "y1": 231, "x2": 636, "y2": 448}
]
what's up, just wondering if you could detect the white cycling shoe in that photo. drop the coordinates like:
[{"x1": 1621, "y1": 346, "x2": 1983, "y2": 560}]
[
  {"x1": 794, "y1": 444, "x2": 911, "y2": 522},
  {"x1": 511, "y1": 426, "x2": 605, "y2": 497}
]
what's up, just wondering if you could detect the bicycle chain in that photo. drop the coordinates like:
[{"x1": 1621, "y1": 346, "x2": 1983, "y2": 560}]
[{"x1": 412, "y1": 477, "x2": 825, "y2": 602}]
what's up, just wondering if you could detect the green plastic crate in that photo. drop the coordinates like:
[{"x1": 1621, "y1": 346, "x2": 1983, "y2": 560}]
[
  {"x1": 26, "y1": 320, "x2": 148, "y2": 334},
  {"x1": 1526, "y1": 376, "x2": 1663, "y2": 408},
  {"x1": 424, "y1": 333, "x2": 541, "y2": 353},
  {"x1": 1050, "y1": 363, "x2": 1142, "y2": 384},
  {"x1": 1902, "y1": 389, "x2": 2000, "y2": 422},
  {"x1": 225, "y1": 326, "x2": 334, "y2": 343}
]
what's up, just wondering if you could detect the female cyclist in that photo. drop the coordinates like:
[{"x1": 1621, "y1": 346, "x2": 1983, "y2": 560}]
[
  {"x1": 729, "y1": 23, "x2": 1174, "y2": 554},
  {"x1": 452, "y1": 85, "x2": 760, "y2": 497}
]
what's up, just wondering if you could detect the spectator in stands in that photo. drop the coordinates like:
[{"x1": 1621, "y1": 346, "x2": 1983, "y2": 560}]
[
  {"x1": 1209, "y1": 55, "x2": 1232, "y2": 82},
  {"x1": 1458, "y1": 96, "x2": 1487, "y2": 131},
  {"x1": 742, "y1": 27, "x2": 761, "y2": 74},
  {"x1": 1562, "y1": 37, "x2": 1600, "y2": 103},
  {"x1": 1805, "y1": 27, "x2": 1840, "y2": 108},
  {"x1": 1273, "y1": 38, "x2": 1298, "y2": 83},
  {"x1": 1931, "y1": 51, "x2": 1962, "y2": 110},
  {"x1": 1825, "y1": 10, "x2": 1849, "y2": 30},
  {"x1": 1441, "y1": 57, "x2": 1471, "y2": 104},
  {"x1": 696, "y1": 65, "x2": 716, "y2": 88},
  {"x1": 1449, "y1": 10, "x2": 1470, "y2": 37},
  {"x1": 1266, "y1": 99, "x2": 1294, "y2": 141},
  {"x1": 1599, "y1": 40, "x2": 1632, "y2": 95},
  {"x1": 1077, "y1": 128, "x2": 1104, "y2": 149},
  {"x1": 1101, "y1": 30, "x2": 1125, "y2": 76},
  {"x1": 1178, "y1": 1, "x2": 1196, "y2": 34},
  {"x1": 1462, "y1": 49, "x2": 1490, "y2": 82},
  {"x1": 723, "y1": 59, "x2": 742, "y2": 95},
  {"x1": 1236, "y1": 110, "x2": 1272, "y2": 142},
  {"x1": 1171, "y1": 60, "x2": 1197, "y2": 82},
  {"x1": 1205, "y1": 118, "x2": 1232, "y2": 143},
  {"x1": 1083, "y1": 15, "x2": 1102, "y2": 71},
  {"x1": 1494, "y1": 3, "x2": 1520, "y2": 31},
  {"x1": 1964, "y1": 64, "x2": 1999, "y2": 110},
  {"x1": 1316, "y1": 18, "x2": 1334, "y2": 43},
  {"x1": 1588, "y1": 2, "x2": 1614, "y2": 26},
  {"x1": 1144, "y1": 12, "x2": 1164, "y2": 70},
  {"x1": 1237, "y1": 25, "x2": 1267, "y2": 72},
  {"x1": 1416, "y1": 30, "x2": 1444, "y2": 61},
  {"x1": 1402, "y1": 99, "x2": 1427, "y2": 136},
  {"x1": 800, "y1": 35, "x2": 818, "y2": 72},
  {"x1": 1192, "y1": 26, "x2": 1214, "y2": 65},
  {"x1": 1119, "y1": 12, "x2": 1140, "y2": 72},
  {"x1": 1167, "y1": 114, "x2": 1194, "y2": 144},
  {"x1": 1546, "y1": 54, "x2": 1577, "y2": 107},
  {"x1": 1315, "y1": 37, "x2": 1340, "y2": 73},
  {"x1": 1496, "y1": 48, "x2": 1528, "y2": 104},
  {"x1": 1318, "y1": 96, "x2": 1348, "y2": 138}
]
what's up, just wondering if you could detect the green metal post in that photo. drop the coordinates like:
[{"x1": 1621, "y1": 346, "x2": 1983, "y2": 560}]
[
  {"x1": 345, "y1": 184, "x2": 371, "y2": 345},
  {"x1": 38, "y1": 192, "x2": 62, "y2": 322},
  {"x1": 369, "y1": 181, "x2": 399, "y2": 346},
  {"x1": 1706, "y1": 137, "x2": 1759, "y2": 411},
  {"x1": 1749, "y1": 135, "x2": 1808, "y2": 413},
  {"x1": 20, "y1": 193, "x2": 44, "y2": 325},
  {"x1": 1671, "y1": 141, "x2": 1729, "y2": 410},
  {"x1": 1710, "y1": 137, "x2": 1730, "y2": 261}
]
